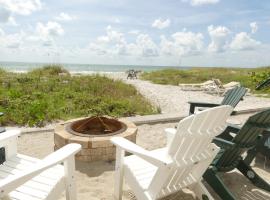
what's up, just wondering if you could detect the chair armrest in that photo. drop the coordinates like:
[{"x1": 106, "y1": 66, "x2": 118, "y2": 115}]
[
  {"x1": 225, "y1": 124, "x2": 241, "y2": 133},
  {"x1": 188, "y1": 101, "x2": 220, "y2": 114},
  {"x1": 188, "y1": 101, "x2": 220, "y2": 107},
  {"x1": 218, "y1": 124, "x2": 241, "y2": 140},
  {"x1": 164, "y1": 128, "x2": 176, "y2": 147},
  {"x1": 0, "y1": 129, "x2": 21, "y2": 159},
  {"x1": 213, "y1": 137, "x2": 235, "y2": 149},
  {"x1": 0, "y1": 143, "x2": 81, "y2": 197},
  {"x1": 111, "y1": 137, "x2": 173, "y2": 167},
  {"x1": 0, "y1": 129, "x2": 20, "y2": 143}
]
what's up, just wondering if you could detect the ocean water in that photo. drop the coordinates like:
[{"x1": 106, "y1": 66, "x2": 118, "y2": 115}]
[{"x1": 0, "y1": 61, "x2": 188, "y2": 73}]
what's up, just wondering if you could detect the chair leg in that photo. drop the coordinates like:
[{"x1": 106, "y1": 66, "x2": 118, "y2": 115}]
[
  {"x1": 244, "y1": 147, "x2": 257, "y2": 165},
  {"x1": 64, "y1": 156, "x2": 77, "y2": 200},
  {"x1": 237, "y1": 160, "x2": 270, "y2": 192},
  {"x1": 189, "y1": 104, "x2": 195, "y2": 115},
  {"x1": 190, "y1": 181, "x2": 215, "y2": 200},
  {"x1": 114, "y1": 147, "x2": 125, "y2": 200},
  {"x1": 203, "y1": 168, "x2": 235, "y2": 200}
]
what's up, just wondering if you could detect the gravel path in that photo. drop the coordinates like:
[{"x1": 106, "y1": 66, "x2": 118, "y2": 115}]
[{"x1": 123, "y1": 77, "x2": 270, "y2": 115}]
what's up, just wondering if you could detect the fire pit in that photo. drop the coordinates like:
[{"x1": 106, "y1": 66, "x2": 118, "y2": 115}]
[{"x1": 54, "y1": 116, "x2": 137, "y2": 162}]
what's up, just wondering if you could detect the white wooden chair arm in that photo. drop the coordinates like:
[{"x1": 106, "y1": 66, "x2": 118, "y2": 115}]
[
  {"x1": 164, "y1": 128, "x2": 176, "y2": 147},
  {"x1": 111, "y1": 137, "x2": 173, "y2": 167},
  {"x1": 0, "y1": 129, "x2": 21, "y2": 146},
  {"x1": 0, "y1": 143, "x2": 81, "y2": 197}
]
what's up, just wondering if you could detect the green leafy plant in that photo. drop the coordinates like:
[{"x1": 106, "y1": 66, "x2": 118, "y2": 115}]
[
  {"x1": 0, "y1": 66, "x2": 158, "y2": 127},
  {"x1": 141, "y1": 67, "x2": 270, "y2": 93}
]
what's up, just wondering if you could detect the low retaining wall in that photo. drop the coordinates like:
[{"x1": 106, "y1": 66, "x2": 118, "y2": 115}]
[{"x1": 16, "y1": 106, "x2": 270, "y2": 134}]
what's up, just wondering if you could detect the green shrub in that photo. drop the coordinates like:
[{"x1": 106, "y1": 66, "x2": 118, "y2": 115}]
[
  {"x1": 0, "y1": 67, "x2": 158, "y2": 127},
  {"x1": 141, "y1": 67, "x2": 270, "y2": 93},
  {"x1": 29, "y1": 64, "x2": 70, "y2": 76},
  {"x1": 0, "y1": 68, "x2": 6, "y2": 75}
]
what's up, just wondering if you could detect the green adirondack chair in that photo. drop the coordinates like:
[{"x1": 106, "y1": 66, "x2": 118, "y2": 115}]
[
  {"x1": 245, "y1": 129, "x2": 270, "y2": 161},
  {"x1": 203, "y1": 109, "x2": 270, "y2": 200},
  {"x1": 188, "y1": 86, "x2": 247, "y2": 115}
]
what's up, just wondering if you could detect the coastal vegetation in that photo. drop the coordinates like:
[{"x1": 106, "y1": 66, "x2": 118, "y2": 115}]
[
  {"x1": 0, "y1": 65, "x2": 158, "y2": 127},
  {"x1": 141, "y1": 67, "x2": 270, "y2": 94}
]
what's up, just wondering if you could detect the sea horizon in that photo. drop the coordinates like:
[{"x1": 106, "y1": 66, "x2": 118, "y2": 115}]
[{"x1": 0, "y1": 61, "x2": 262, "y2": 73}]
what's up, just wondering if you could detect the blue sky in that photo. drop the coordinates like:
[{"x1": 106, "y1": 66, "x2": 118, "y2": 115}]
[{"x1": 0, "y1": 0, "x2": 270, "y2": 67}]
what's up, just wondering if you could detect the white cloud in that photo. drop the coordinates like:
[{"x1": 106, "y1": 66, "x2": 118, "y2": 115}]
[
  {"x1": 55, "y1": 12, "x2": 76, "y2": 21},
  {"x1": 160, "y1": 31, "x2": 204, "y2": 57},
  {"x1": 136, "y1": 34, "x2": 159, "y2": 57},
  {"x1": 32, "y1": 21, "x2": 64, "y2": 46},
  {"x1": 0, "y1": 28, "x2": 5, "y2": 36},
  {"x1": 0, "y1": 7, "x2": 17, "y2": 26},
  {"x1": 0, "y1": 31, "x2": 25, "y2": 48},
  {"x1": 160, "y1": 35, "x2": 177, "y2": 56},
  {"x1": 36, "y1": 21, "x2": 64, "y2": 38},
  {"x1": 90, "y1": 26, "x2": 127, "y2": 55},
  {"x1": 208, "y1": 25, "x2": 231, "y2": 52},
  {"x1": 152, "y1": 18, "x2": 171, "y2": 29},
  {"x1": 0, "y1": 7, "x2": 11, "y2": 23},
  {"x1": 250, "y1": 22, "x2": 258, "y2": 34},
  {"x1": 0, "y1": 0, "x2": 42, "y2": 15},
  {"x1": 89, "y1": 26, "x2": 159, "y2": 57},
  {"x1": 96, "y1": 25, "x2": 125, "y2": 44},
  {"x1": 230, "y1": 32, "x2": 261, "y2": 51},
  {"x1": 183, "y1": 0, "x2": 219, "y2": 6},
  {"x1": 89, "y1": 26, "x2": 204, "y2": 59},
  {"x1": 0, "y1": 0, "x2": 41, "y2": 26}
]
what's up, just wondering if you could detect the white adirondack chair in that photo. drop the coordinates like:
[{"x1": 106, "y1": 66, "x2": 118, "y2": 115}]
[
  {"x1": 0, "y1": 129, "x2": 81, "y2": 200},
  {"x1": 111, "y1": 105, "x2": 233, "y2": 200}
]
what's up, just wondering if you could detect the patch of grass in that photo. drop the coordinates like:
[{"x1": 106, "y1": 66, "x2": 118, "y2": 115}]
[
  {"x1": 29, "y1": 64, "x2": 70, "y2": 76},
  {"x1": 141, "y1": 67, "x2": 270, "y2": 93},
  {"x1": 0, "y1": 68, "x2": 6, "y2": 75},
  {"x1": 0, "y1": 66, "x2": 158, "y2": 127}
]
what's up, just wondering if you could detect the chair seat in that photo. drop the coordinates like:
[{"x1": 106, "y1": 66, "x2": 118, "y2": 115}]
[
  {"x1": 123, "y1": 148, "x2": 169, "y2": 190},
  {"x1": 0, "y1": 154, "x2": 65, "y2": 200}
]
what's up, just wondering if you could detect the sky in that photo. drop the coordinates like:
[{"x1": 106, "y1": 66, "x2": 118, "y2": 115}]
[{"x1": 0, "y1": 0, "x2": 270, "y2": 67}]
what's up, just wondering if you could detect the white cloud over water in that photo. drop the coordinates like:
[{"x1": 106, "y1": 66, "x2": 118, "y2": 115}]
[
  {"x1": 0, "y1": 7, "x2": 11, "y2": 23},
  {"x1": 208, "y1": 25, "x2": 231, "y2": 52},
  {"x1": 152, "y1": 18, "x2": 171, "y2": 29},
  {"x1": 250, "y1": 22, "x2": 258, "y2": 34},
  {"x1": 23, "y1": 21, "x2": 65, "y2": 46},
  {"x1": 89, "y1": 26, "x2": 159, "y2": 57},
  {"x1": 0, "y1": 0, "x2": 42, "y2": 15},
  {"x1": 0, "y1": 30, "x2": 25, "y2": 48},
  {"x1": 183, "y1": 0, "x2": 219, "y2": 6},
  {"x1": 230, "y1": 32, "x2": 261, "y2": 51},
  {"x1": 89, "y1": 26, "x2": 204, "y2": 59},
  {"x1": 36, "y1": 21, "x2": 64, "y2": 37},
  {"x1": 55, "y1": 12, "x2": 76, "y2": 21},
  {"x1": 159, "y1": 30, "x2": 205, "y2": 57}
]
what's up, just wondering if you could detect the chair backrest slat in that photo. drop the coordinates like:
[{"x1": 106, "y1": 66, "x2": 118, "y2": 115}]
[
  {"x1": 147, "y1": 106, "x2": 233, "y2": 199},
  {"x1": 221, "y1": 87, "x2": 247, "y2": 108},
  {"x1": 215, "y1": 109, "x2": 270, "y2": 170}
]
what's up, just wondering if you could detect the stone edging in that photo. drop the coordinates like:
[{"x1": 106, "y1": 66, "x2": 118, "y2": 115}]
[{"x1": 11, "y1": 106, "x2": 270, "y2": 134}]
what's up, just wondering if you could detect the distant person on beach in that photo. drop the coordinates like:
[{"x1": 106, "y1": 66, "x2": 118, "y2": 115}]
[{"x1": 126, "y1": 69, "x2": 137, "y2": 79}]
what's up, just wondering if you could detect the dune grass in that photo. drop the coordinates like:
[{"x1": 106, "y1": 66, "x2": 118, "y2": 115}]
[
  {"x1": 0, "y1": 65, "x2": 158, "y2": 127},
  {"x1": 141, "y1": 67, "x2": 270, "y2": 94}
]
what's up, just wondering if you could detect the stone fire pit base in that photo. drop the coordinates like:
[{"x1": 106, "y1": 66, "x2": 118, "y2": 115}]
[{"x1": 54, "y1": 118, "x2": 137, "y2": 162}]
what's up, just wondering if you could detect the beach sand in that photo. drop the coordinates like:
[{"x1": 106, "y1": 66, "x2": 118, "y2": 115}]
[
  {"x1": 17, "y1": 121, "x2": 270, "y2": 200},
  {"x1": 15, "y1": 73, "x2": 270, "y2": 200}
]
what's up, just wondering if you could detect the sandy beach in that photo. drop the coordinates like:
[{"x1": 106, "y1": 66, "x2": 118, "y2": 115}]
[{"x1": 15, "y1": 73, "x2": 270, "y2": 200}]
